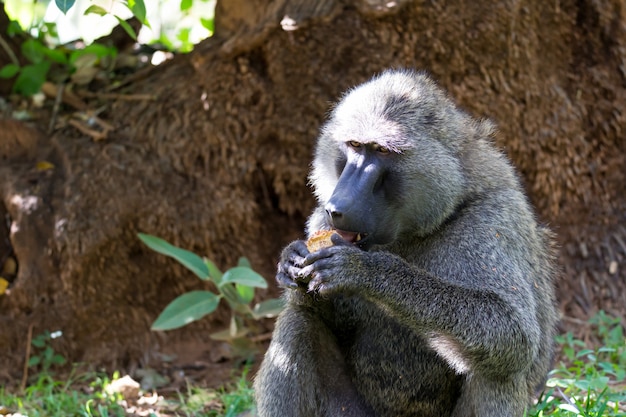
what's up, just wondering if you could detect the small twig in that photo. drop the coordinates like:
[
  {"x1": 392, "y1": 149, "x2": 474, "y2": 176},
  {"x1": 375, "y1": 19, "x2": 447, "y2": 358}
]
[
  {"x1": 560, "y1": 315, "x2": 593, "y2": 326},
  {"x1": 106, "y1": 65, "x2": 156, "y2": 92},
  {"x1": 48, "y1": 82, "x2": 65, "y2": 133},
  {"x1": 20, "y1": 323, "x2": 34, "y2": 392},
  {"x1": 249, "y1": 332, "x2": 274, "y2": 343},
  {"x1": 0, "y1": 34, "x2": 19, "y2": 66},
  {"x1": 79, "y1": 91, "x2": 156, "y2": 101},
  {"x1": 41, "y1": 81, "x2": 87, "y2": 111},
  {"x1": 555, "y1": 386, "x2": 579, "y2": 409},
  {"x1": 68, "y1": 118, "x2": 109, "y2": 141}
]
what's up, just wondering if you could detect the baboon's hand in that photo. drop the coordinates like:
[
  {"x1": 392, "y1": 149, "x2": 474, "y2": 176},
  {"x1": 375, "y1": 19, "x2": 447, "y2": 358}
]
[
  {"x1": 299, "y1": 234, "x2": 364, "y2": 294},
  {"x1": 276, "y1": 240, "x2": 311, "y2": 290}
]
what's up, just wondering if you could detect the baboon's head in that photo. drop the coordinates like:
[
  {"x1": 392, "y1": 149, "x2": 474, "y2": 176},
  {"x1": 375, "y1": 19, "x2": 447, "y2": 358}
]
[{"x1": 310, "y1": 69, "x2": 486, "y2": 249}]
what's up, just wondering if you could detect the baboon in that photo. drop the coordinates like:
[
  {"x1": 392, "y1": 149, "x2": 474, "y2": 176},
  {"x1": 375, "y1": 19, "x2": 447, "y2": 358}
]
[{"x1": 254, "y1": 69, "x2": 558, "y2": 417}]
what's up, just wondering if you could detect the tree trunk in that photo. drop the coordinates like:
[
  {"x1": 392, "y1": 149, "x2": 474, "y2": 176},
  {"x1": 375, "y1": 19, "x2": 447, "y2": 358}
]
[{"x1": 1, "y1": 0, "x2": 624, "y2": 383}]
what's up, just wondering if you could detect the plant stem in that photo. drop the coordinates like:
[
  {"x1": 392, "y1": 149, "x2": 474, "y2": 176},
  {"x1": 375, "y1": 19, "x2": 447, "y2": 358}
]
[
  {"x1": 0, "y1": 34, "x2": 20, "y2": 66},
  {"x1": 20, "y1": 323, "x2": 34, "y2": 392}
]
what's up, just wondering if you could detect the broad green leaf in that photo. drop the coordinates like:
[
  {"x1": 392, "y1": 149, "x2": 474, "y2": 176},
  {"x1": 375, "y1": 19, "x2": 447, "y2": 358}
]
[
  {"x1": 7, "y1": 21, "x2": 23, "y2": 37},
  {"x1": 252, "y1": 298, "x2": 285, "y2": 319},
  {"x1": 115, "y1": 16, "x2": 137, "y2": 40},
  {"x1": 41, "y1": 47, "x2": 67, "y2": 65},
  {"x1": 31, "y1": 334, "x2": 48, "y2": 348},
  {"x1": 70, "y1": 44, "x2": 117, "y2": 66},
  {"x1": 13, "y1": 61, "x2": 50, "y2": 96},
  {"x1": 597, "y1": 347, "x2": 616, "y2": 353},
  {"x1": 200, "y1": 17, "x2": 214, "y2": 32},
  {"x1": 127, "y1": 0, "x2": 149, "y2": 27},
  {"x1": 237, "y1": 257, "x2": 251, "y2": 268},
  {"x1": 21, "y1": 39, "x2": 46, "y2": 64},
  {"x1": 236, "y1": 282, "x2": 255, "y2": 304},
  {"x1": 177, "y1": 28, "x2": 192, "y2": 52},
  {"x1": 575, "y1": 348, "x2": 594, "y2": 358},
  {"x1": 84, "y1": 5, "x2": 108, "y2": 16},
  {"x1": 180, "y1": 0, "x2": 193, "y2": 11},
  {"x1": 28, "y1": 356, "x2": 41, "y2": 367},
  {"x1": 204, "y1": 258, "x2": 223, "y2": 284},
  {"x1": 138, "y1": 233, "x2": 209, "y2": 280},
  {"x1": 51, "y1": 354, "x2": 67, "y2": 365},
  {"x1": 151, "y1": 291, "x2": 220, "y2": 331},
  {"x1": 55, "y1": 0, "x2": 76, "y2": 14},
  {"x1": 0, "y1": 64, "x2": 20, "y2": 79},
  {"x1": 42, "y1": 23, "x2": 59, "y2": 39},
  {"x1": 220, "y1": 267, "x2": 267, "y2": 289},
  {"x1": 43, "y1": 346, "x2": 54, "y2": 360}
]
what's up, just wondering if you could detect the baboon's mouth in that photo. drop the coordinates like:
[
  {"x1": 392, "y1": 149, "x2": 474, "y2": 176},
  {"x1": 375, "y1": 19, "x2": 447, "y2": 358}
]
[{"x1": 335, "y1": 230, "x2": 368, "y2": 246}]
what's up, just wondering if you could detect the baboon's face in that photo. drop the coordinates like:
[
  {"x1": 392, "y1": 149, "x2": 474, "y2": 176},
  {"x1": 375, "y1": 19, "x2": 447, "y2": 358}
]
[
  {"x1": 323, "y1": 139, "x2": 403, "y2": 250},
  {"x1": 311, "y1": 71, "x2": 467, "y2": 248}
]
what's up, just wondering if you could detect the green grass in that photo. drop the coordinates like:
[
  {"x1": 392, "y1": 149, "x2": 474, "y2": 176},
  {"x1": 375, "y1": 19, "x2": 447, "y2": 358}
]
[
  {"x1": 1, "y1": 312, "x2": 623, "y2": 416},
  {"x1": 527, "y1": 311, "x2": 626, "y2": 417},
  {"x1": 0, "y1": 371, "x2": 126, "y2": 417},
  {"x1": 0, "y1": 366, "x2": 255, "y2": 417},
  {"x1": 170, "y1": 366, "x2": 256, "y2": 417}
]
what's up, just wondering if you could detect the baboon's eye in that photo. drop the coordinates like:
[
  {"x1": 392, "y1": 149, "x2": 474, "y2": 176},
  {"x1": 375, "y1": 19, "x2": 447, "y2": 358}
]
[
  {"x1": 376, "y1": 145, "x2": 390, "y2": 154},
  {"x1": 347, "y1": 140, "x2": 362, "y2": 149}
]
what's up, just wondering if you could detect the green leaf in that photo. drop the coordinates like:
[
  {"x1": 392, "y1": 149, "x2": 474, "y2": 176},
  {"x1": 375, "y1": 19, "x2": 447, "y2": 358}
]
[
  {"x1": 151, "y1": 291, "x2": 220, "y2": 331},
  {"x1": 0, "y1": 64, "x2": 20, "y2": 79},
  {"x1": 597, "y1": 347, "x2": 616, "y2": 353},
  {"x1": 220, "y1": 283, "x2": 244, "y2": 307},
  {"x1": 237, "y1": 257, "x2": 251, "y2": 268},
  {"x1": 51, "y1": 354, "x2": 67, "y2": 365},
  {"x1": 21, "y1": 39, "x2": 46, "y2": 64},
  {"x1": 220, "y1": 267, "x2": 267, "y2": 289},
  {"x1": 236, "y1": 283, "x2": 255, "y2": 304},
  {"x1": 176, "y1": 28, "x2": 192, "y2": 52},
  {"x1": 204, "y1": 259, "x2": 223, "y2": 283},
  {"x1": 43, "y1": 346, "x2": 54, "y2": 360},
  {"x1": 127, "y1": 0, "x2": 149, "y2": 27},
  {"x1": 84, "y1": 5, "x2": 108, "y2": 16},
  {"x1": 42, "y1": 22, "x2": 59, "y2": 39},
  {"x1": 32, "y1": 332, "x2": 49, "y2": 348},
  {"x1": 69, "y1": 44, "x2": 117, "y2": 66},
  {"x1": 7, "y1": 21, "x2": 24, "y2": 37},
  {"x1": 41, "y1": 48, "x2": 67, "y2": 65},
  {"x1": 55, "y1": 0, "x2": 76, "y2": 14},
  {"x1": 177, "y1": 27, "x2": 190, "y2": 43},
  {"x1": 115, "y1": 16, "x2": 137, "y2": 40},
  {"x1": 28, "y1": 356, "x2": 41, "y2": 367},
  {"x1": 200, "y1": 17, "x2": 214, "y2": 32},
  {"x1": 13, "y1": 61, "x2": 50, "y2": 96},
  {"x1": 138, "y1": 233, "x2": 209, "y2": 280},
  {"x1": 180, "y1": 0, "x2": 193, "y2": 11},
  {"x1": 251, "y1": 298, "x2": 285, "y2": 319}
]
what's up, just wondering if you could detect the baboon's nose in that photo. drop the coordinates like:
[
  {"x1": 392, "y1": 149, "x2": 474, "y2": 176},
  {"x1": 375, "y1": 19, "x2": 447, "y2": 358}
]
[{"x1": 325, "y1": 205, "x2": 343, "y2": 222}]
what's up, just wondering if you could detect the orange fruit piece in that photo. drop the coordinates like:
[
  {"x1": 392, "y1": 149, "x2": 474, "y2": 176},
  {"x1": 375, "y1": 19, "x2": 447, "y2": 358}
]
[{"x1": 306, "y1": 230, "x2": 337, "y2": 252}]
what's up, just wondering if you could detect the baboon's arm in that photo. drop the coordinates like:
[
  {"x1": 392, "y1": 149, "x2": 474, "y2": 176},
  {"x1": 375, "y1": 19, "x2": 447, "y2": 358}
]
[{"x1": 297, "y1": 242, "x2": 540, "y2": 377}]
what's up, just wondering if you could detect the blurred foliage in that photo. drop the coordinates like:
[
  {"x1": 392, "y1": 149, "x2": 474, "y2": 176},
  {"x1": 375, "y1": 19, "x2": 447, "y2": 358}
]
[{"x1": 1, "y1": 0, "x2": 214, "y2": 95}]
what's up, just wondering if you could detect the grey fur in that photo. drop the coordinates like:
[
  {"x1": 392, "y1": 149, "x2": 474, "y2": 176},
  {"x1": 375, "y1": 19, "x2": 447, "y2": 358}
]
[{"x1": 254, "y1": 69, "x2": 558, "y2": 417}]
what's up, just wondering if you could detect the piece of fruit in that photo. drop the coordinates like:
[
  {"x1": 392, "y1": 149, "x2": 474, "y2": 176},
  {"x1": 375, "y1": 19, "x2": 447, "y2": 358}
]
[{"x1": 306, "y1": 230, "x2": 337, "y2": 252}]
